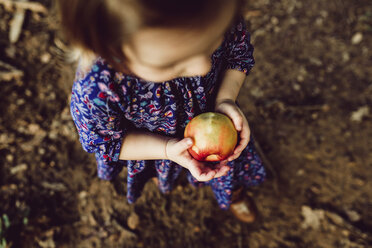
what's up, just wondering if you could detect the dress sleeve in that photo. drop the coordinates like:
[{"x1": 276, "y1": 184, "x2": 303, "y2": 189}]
[
  {"x1": 70, "y1": 61, "x2": 126, "y2": 180},
  {"x1": 223, "y1": 16, "x2": 255, "y2": 75}
]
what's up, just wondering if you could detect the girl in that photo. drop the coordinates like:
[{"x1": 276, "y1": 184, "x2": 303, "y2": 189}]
[{"x1": 58, "y1": 0, "x2": 266, "y2": 223}]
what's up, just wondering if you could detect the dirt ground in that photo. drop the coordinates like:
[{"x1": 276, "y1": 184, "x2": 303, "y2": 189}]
[{"x1": 0, "y1": 0, "x2": 371, "y2": 247}]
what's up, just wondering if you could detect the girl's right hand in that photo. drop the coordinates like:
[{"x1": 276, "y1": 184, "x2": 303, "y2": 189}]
[{"x1": 165, "y1": 138, "x2": 230, "y2": 182}]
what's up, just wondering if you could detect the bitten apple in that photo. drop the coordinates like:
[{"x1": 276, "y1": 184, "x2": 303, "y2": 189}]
[{"x1": 184, "y1": 112, "x2": 238, "y2": 162}]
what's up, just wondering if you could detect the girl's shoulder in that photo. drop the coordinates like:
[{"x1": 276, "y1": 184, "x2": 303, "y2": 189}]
[
  {"x1": 75, "y1": 57, "x2": 114, "y2": 83},
  {"x1": 72, "y1": 57, "x2": 133, "y2": 104}
]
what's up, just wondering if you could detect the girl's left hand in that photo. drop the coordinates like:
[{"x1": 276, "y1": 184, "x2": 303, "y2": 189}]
[{"x1": 215, "y1": 99, "x2": 250, "y2": 162}]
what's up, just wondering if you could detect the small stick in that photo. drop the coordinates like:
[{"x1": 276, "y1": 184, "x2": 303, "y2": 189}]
[
  {"x1": 9, "y1": 2, "x2": 26, "y2": 43},
  {"x1": 252, "y1": 135, "x2": 279, "y2": 195},
  {"x1": 0, "y1": 0, "x2": 48, "y2": 13},
  {"x1": 0, "y1": 60, "x2": 24, "y2": 81}
]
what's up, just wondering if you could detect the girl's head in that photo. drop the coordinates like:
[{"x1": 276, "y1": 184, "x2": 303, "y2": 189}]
[{"x1": 58, "y1": 0, "x2": 242, "y2": 82}]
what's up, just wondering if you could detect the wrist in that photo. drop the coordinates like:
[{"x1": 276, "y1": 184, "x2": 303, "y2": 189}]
[
  {"x1": 215, "y1": 98, "x2": 237, "y2": 110},
  {"x1": 215, "y1": 98, "x2": 236, "y2": 105},
  {"x1": 165, "y1": 138, "x2": 171, "y2": 160},
  {"x1": 120, "y1": 131, "x2": 174, "y2": 160},
  {"x1": 164, "y1": 138, "x2": 177, "y2": 161}
]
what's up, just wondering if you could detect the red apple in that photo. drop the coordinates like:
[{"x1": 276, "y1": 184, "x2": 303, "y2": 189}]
[{"x1": 184, "y1": 112, "x2": 238, "y2": 162}]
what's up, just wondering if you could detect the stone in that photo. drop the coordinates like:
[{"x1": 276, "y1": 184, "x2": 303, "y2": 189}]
[
  {"x1": 350, "y1": 106, "x2": 369, "y2": 122},
  {"x1": 301, "y1": 205, "x2": 324, "y2": 229},
  {"x1": 127, "y1": 212, "x2": 140, "y2": 230},
  {"x1": 351, "y1": 32, "x2": 363, "y2": 45},
  {"x1": 345, "y1": 209, "x2": 361, "y2": 222}
]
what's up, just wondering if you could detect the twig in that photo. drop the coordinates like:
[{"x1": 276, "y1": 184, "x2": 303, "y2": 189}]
[
  {"x1": 253, "y1": 135, "x2": 279, "y2": 195},
  {"x1": 8, "y1": 1, "x2": 26, "y2": 43},
  {"x1": 0, "y1": 0, "x2": 47, "y2": 13},
  {"x1": 0, "y1": 60, "x2": 24, "y2": 81}
]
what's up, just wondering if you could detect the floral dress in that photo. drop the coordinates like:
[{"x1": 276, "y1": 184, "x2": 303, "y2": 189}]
[{"x1": 70, "y1": 17, "x2": 266, "y2": 210}]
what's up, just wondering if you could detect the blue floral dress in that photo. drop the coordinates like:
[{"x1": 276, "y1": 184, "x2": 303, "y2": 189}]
[{"x1": 70, "y1": 17, "x2": 266, "y2": 210}]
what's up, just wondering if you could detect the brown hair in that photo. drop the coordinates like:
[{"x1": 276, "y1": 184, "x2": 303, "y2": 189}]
[{"x1": 58, "y1": 0, "x2": 242, "y2": 71}]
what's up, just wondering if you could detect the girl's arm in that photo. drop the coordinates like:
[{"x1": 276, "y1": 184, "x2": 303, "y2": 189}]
[
  {"x1": 119, "y1": 131, "x2": 171, "y2": 160},
  {"x1": 119, "y1": 131, "x2": 230, "y2": 181},
  {"x1": 214, "y1": 69, "x2": 251, "y2": 162},
  {"x1": 213, "y1": 17, "x2": 255, "y2": 161},
  {"x1": 215, "y1": 69, "x2": 246, "y2": 104}
]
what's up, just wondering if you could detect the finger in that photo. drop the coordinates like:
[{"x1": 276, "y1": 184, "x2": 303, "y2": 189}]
[
  {"x1": 212, "y1": 160, "x2": 229, "y2": 177},
  {"x1": 198, "y1": 170, "x2": 216, "y2": 181},
  {"x1": 233, "y1": 123, "x2": 250, "y2": 154},
  {"x1": 219, "y1": 159, "x2": 228, "y2": 166},
  {"x1": 216, "y1": 103, "x2": 243, "y2": 131},
  {"x1": 220, "y1": 165, "x2": 231, "y2": 176},
  {"x1": 232, "y1": 114, "x2": 243, "y2": 132},
  {"x1": 227, "y1": 152, "x2": 241, "y2": 162},
  {"x1": 176, "y1": 137, "x2": 194, "y2": 151},
  {"x1": 214, "y1": 164, "x2": 230, "y2": 178},
  {"x1": 230, "y1": 141, "x2": 246, "y2": 161},
  {"x1": 233, "y1": 141, "x2": 246, "y2": 156},
  {"x1": 224, "y1": 108, "x2": 243, "y2": 132},
  {"x1": 188, "y1": 162, "x2": 215, "y2": 182}
]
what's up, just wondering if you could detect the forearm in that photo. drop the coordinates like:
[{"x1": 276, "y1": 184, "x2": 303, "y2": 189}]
[
  {"x1": 119, "y1": 130, "x2": 171, "y2": 160},
  {"x1": 215, "y1": 69, "x2": 246, "y2": 104}
]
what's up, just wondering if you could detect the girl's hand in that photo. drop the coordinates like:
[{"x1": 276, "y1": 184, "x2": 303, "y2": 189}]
[
  {"x1": 215, "y1": 99, "x2": 250, "y2": 162},
  {"x1": 166, "y1": 138, "x2": 231, "y2": 182}
]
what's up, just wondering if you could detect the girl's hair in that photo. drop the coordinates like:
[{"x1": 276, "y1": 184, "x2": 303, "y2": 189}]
[{"x1": 57, "y1": 0, "x2": 242, "y2": 71}]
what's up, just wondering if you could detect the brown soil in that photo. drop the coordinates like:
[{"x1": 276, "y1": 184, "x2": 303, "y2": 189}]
[{"x1": 0, "y1": 0, "x2": 371, "y2": 247}]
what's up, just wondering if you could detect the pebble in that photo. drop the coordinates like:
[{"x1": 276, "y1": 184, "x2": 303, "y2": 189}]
[
  {"x1": 301, "y1": 205, "x2": 324, "y2": 229},
  {"x1": 297, "y1": 169, "x2": 305, "y2": 176},
  {"x1": 325, "y1": 211, "x2": 344, "y2": 226},
  {"x1": 271, "y1": 16, "x2": 279, "y2": 25},
  {"x1": 345, "y1": 209, "x2": 361, "y2": 222},
  {"x1": 25, "y1": 89, "x2": 32, "y2": 97},
  {"x1": 40, "y1": 52, "x2": 51, "y2": 64},
  {"x1": 321, "y1": 104, "x2": 330, "y2": 112},
  {"x1": 309, "y1": 57, "x2": 323, "y2": 66},
  {"x1": 354, "y1": 178, "x2": 365, "y2": 186},
  {"x1": 315, "y1": 17, "x2": 323, "y2": 26},
  {"x1": 311, "y1": 113, "x2": 318, "y2": 119},
  {"x1": 342, "y1": 52, "x2": 350, "y2": 62},
  {"x1": 27, "y1": 123, "x2": 40, "y2": 134},
  {"x1": 38, "y1": 148, "x2": 45, "y2": 155},
  {"x1": 351, "y1": 32, "x2": 363, "y2": 45},
  {"x1": 6, "y1": 154, "x2": 14, "y2": 162},
  {"x1": 304, "y1": 154, "x2": 316, "y2": 161},
  {"x1": 79, "y1": 191, "x2": 88, "y2": 199},
  {"x1": 127, "y1": 212, "x2": 140, "y2": 230},
  {"x1": 342, "y1": 230, "x2": 350, "y2": 237},
  {"x1": 350, "y1": 106, "x2": 369, "y2": 122},
  {"x1": 293, "y1": 83, "x2": 301, "y2": 91},
  {"x1": 297, "y1": 75, "x2": 305, "y2": 82}
]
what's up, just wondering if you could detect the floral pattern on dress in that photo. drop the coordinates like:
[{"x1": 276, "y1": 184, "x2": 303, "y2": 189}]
[{"x1": 70, "y1": 17, "x2": 265, "y2": 210}]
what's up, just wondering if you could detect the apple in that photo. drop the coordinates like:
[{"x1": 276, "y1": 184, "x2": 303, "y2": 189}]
[{"x1": 184, "y1": 112, "x2": 238, "y2": 162}]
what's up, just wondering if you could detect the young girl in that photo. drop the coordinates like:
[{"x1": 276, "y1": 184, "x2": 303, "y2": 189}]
[{"x1": 58, "y1": 0, "x2": 266, "y2": 223}]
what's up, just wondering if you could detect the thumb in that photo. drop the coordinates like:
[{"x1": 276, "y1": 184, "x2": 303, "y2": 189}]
[{"x1": 179, "y1": 138, "x2": 193, "y2": 150}]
